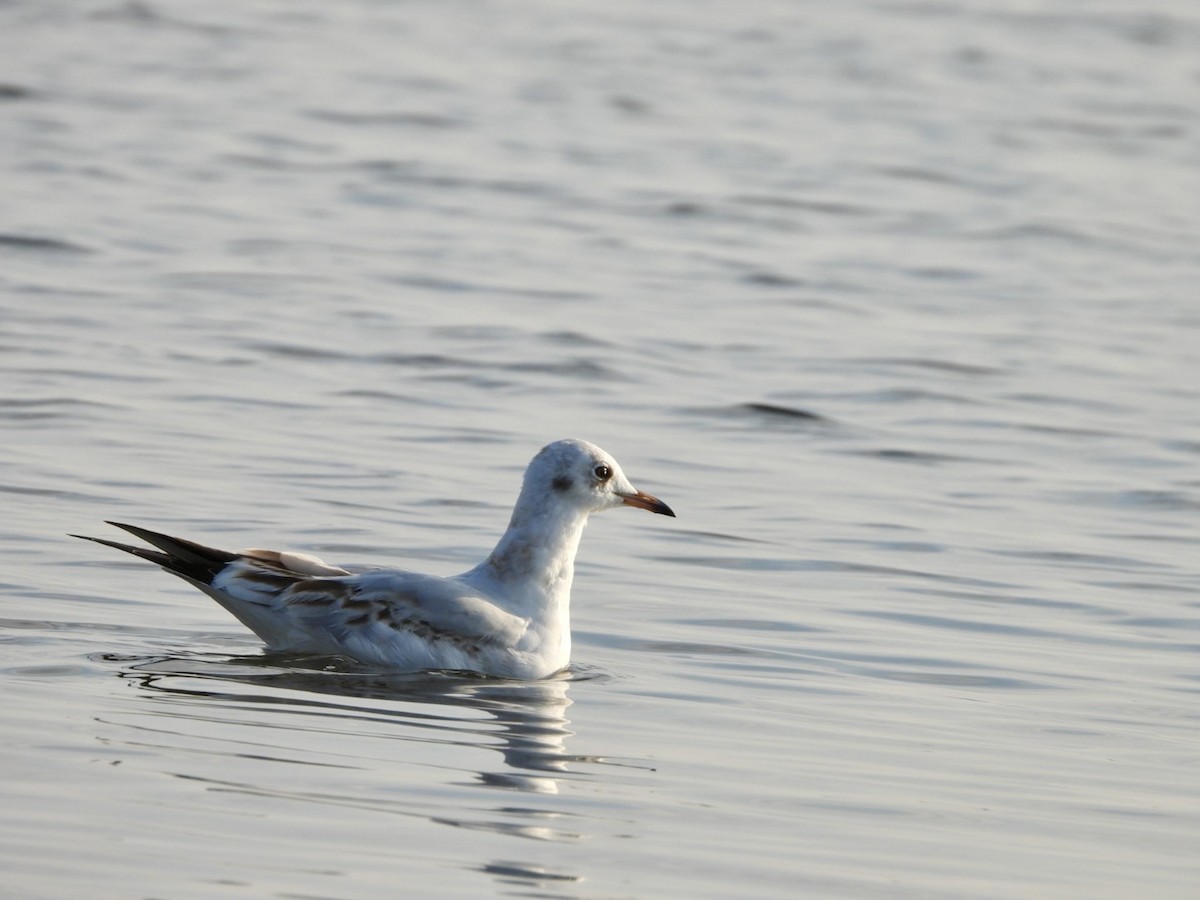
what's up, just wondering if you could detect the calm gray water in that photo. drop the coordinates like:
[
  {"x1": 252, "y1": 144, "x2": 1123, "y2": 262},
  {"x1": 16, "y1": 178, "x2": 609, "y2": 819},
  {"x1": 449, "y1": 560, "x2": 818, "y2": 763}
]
[{"x1": 3, "y1": 1, "x2": 1199, "y2": 897}]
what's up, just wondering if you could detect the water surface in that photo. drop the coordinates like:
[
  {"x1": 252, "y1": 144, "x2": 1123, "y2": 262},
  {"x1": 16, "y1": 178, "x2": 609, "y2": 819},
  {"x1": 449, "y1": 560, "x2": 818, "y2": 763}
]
[{"x1": 2, "y1": 0, "x2": 1198, "y2": 897}]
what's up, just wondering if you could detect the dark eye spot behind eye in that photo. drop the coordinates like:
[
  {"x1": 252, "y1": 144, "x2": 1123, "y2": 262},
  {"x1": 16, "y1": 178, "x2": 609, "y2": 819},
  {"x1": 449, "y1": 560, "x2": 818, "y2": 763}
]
[
  {"x1": 594, "y1": 464, "x2": 612, "y2": 481},
  {"x1": 552, "y1": 475, "x2": 572, "y2": 492}
]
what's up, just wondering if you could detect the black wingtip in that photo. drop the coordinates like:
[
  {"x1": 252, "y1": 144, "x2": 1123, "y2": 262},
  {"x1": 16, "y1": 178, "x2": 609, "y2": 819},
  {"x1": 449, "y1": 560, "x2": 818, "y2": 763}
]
[
  {"x1": 73, "y1": 522, "x2": 239, "y2": 585},
  {"x1": 70, "y1": 531, "x2": 173, "y2": 566},
  {"x1": 103, "y1": 522, "x2": 238, "y2": 566}
]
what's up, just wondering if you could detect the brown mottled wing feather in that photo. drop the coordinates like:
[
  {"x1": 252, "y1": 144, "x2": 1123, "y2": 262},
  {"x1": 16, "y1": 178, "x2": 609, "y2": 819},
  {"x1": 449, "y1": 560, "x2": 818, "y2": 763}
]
[{"x1": 210, "y1": 563, "x2": 529, "y2": 649}]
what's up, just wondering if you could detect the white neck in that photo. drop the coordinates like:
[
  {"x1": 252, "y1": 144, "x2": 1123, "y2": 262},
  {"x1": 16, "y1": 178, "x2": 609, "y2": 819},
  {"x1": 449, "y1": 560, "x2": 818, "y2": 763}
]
[{"x1": 463, "y1": 488, "x2": 590, "y2": 627}]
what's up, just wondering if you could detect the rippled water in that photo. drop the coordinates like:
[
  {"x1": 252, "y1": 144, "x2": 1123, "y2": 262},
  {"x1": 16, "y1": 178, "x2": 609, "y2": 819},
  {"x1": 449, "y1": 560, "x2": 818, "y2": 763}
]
[{"x1": 3, "y1": 0, "x2": 1199, "y2": 897}]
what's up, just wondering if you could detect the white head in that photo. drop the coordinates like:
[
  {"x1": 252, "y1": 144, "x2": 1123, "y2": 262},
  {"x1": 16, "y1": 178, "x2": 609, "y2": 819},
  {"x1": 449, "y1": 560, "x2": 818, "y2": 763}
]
[{"x1": 521, "y1": 439, "x2": 674, "y2": 519}]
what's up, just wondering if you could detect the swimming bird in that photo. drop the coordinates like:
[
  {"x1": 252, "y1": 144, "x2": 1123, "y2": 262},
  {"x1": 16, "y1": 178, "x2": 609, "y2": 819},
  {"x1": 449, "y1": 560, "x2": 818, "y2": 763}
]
[{"x1": 72, "y1": 439, "x2": 674, "y2": 679}]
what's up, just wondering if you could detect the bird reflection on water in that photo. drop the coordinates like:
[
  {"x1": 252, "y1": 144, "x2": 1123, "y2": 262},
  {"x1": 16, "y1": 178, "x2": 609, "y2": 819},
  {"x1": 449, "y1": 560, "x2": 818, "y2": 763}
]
[
  {"x1": 97, "y1": 652, "x2": 611, "y2": 890},
  {"x1": 105, "y1": 652, "x2": 595, "y2": 797}
]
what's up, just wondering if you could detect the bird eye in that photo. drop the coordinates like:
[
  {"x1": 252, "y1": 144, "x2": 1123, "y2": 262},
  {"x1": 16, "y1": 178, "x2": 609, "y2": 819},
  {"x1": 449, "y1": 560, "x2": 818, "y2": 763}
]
[{"x1": 594, "y1": 464, "x2": 612, "y2": 481}]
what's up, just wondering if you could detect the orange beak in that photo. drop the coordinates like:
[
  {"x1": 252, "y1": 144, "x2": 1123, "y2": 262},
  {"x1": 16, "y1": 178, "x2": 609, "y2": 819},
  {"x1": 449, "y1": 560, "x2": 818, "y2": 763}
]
[{"x1": 618, "y1": 490, "x2": 675, "y2": 517}]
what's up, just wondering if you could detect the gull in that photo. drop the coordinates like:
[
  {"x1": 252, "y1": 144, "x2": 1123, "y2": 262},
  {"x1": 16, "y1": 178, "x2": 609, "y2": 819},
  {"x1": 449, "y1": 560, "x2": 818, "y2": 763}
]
[{"x1": 73, "y1": 439, "x2": 674, "y2": 679}]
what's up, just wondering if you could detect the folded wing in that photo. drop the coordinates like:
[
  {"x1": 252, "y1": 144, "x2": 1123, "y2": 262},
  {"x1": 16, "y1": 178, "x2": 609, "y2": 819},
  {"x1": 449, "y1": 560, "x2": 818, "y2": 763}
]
[{"x1": 214, "y1": 563, "x2": 529, "y2": 650}]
